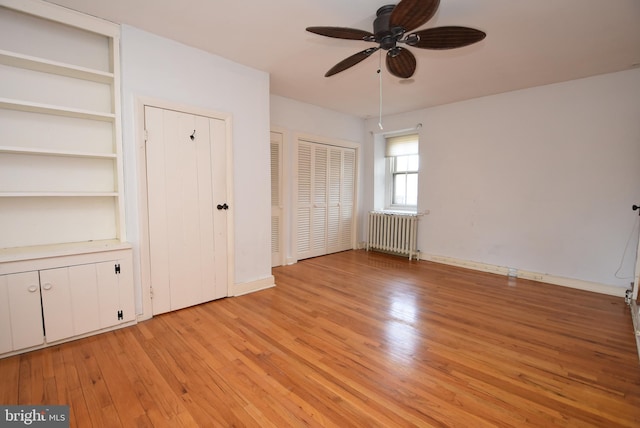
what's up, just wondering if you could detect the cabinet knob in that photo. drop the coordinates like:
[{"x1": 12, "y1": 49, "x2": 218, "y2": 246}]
[
  {"x1": 27, "y1": 285, "x2": 38, "y2": 293},
  {"x1": 42, "y1": 282, "x2": 53, "y2": 291}
]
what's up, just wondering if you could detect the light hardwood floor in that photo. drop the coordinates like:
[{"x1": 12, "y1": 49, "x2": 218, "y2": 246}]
[{"x1": 1, "y1": 250, "x2": 639, "y2": 427}]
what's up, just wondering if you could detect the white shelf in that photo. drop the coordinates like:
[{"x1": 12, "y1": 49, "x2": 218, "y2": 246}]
[
  {"x1": 0, "y1": 50, "x2": 113, "y2": 83},
  {"x1": 0, "y1": 192, "x2": 118, "y2": 197},
  {"x1": 0, "y1": 146, "x2": 116, "y2": 159},
  {"x1": 0, "y1": 97, "x2": 115, "y2": 122},
  {"x1": 0, "y1": 240, "x2": 131, "y2": 265}
]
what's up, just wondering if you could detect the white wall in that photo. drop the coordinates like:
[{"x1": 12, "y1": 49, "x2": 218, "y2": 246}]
[
  {"x1": 270, "y1": 95, "x2": 366, "y2": 262},
  {"x1": 364, "y1": 69, "x2": 640, "y2": 293},
  {"x1": 120, "y1": 25, "x2": 273, "y2": 310}
]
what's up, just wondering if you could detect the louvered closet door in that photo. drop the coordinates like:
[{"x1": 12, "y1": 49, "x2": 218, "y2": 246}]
[
  {"x1": 311, "y1": 145, "x2": 328, "y2": 255},
  {"x1": 297, "y1": 141, "x2": 355, "y2": 260},
  {"x1": 338, "y1": 148, "x2": 356, "y2": 252},
  {"x1": 270, "y1": 132, "x2": 283, "y2": 267}
]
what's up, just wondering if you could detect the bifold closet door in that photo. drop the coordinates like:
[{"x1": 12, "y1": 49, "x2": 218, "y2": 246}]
[
  {"x1": 327, "y1": 147, "x2": 355, "y2": 254},
  {"x1": 297, "y1": 141, "x2": 355, "y2": 260}
]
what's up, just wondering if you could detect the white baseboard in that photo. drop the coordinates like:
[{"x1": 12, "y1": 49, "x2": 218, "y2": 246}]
[
  {"x1": 421, "y1": 253, "x2": 627, "y2": 298},
  {"x1": 233, "y1": 275, "x2": 276, "y2": 296}
]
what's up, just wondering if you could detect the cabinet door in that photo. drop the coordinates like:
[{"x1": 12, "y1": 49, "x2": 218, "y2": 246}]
[
  {"x1": 68, "y1": 264, "x2": 101, "y2": 336},
  {"x1": 0, "y1": 272, "x2": 44, "y2": 352},
  {"x1": 114, "y1": 256, "x2": 135, "y2": 323},
  {"x1": 40, "y1": 260, "x2": 135, "y2": 343},
  {"x1": 39, "y1": 268, "x2": 74, "y2": 343},
  {"x1": 0, "y1": 275, "x2": 11, "y2": 354},
  {"x1": 96, "y1": 260, "x2": 135, "y2": 327}
]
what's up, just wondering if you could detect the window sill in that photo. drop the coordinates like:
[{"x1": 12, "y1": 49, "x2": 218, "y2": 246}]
[{"x1": 381, "y1": 208, "x2": 418, "y2": 215}]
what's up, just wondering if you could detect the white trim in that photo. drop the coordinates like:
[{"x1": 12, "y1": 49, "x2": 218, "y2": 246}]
[
  {"x1": 296, "y1": 132, "x2": 360, "y2": 150},
  {"x1": 422, "y1": 253, "x2": 627, "y2": 297},
  {"x1": 233, "y1": 276, "x2": 275, "y2": 297},
  {"x1": 285, "y1": 257, "x2": 297, "y2": 265},
  {"x1": 0, "y1": 0, "x2": 120, "y2": 36},
  {"x1": 134, "y1": 96, "x2": 234, "y2": 321},
  {"x1": 633, "y1": 217, "x2": 640, "y2": 300},
  {"x1": 111, "y1": 35, "x2": 126, "y2": 243}
]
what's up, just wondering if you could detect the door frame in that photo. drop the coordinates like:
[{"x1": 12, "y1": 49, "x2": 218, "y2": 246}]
[
  {"x1": 293, "y1": 132, "x2": 359, "y2": 263},
  {"x1": 633, "y1": 216, "x2": 640, "y2": 301},
  {"x1": 135, "y1": 97, "x2": 234, "y2": 321}
]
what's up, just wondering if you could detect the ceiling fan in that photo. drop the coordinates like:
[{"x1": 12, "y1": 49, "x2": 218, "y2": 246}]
[{"x1": 306, "y1": 0, "x2": 486, "y2": 79}]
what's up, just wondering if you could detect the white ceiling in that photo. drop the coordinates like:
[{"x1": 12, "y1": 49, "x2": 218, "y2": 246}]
[{"x1": 44, "y1": 0, "x2": 640, "y2": 118}]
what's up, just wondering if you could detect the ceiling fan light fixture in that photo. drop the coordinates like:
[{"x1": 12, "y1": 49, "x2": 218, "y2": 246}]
[
  {"x1": 306, "y1": 0, "x2": 486, "y2": 79},
  {"x1": 403, "y1": 33, "x2": 420, "y2": 46}
]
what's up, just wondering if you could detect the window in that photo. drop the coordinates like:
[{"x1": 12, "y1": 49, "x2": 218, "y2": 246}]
[{"x1": 386, "y1": 134, "x2": 419, "y2": 210}]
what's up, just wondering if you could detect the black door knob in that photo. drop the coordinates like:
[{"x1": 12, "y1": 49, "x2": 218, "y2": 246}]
[{"x1": 217, "y1": 203, "x2": 229, "y2": 210}]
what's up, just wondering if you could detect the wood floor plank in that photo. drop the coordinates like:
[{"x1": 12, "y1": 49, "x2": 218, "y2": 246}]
[
  {"x1": 1, "y1": 250, "x2": 639, "y2": 427},
  {"x1": 0, "y1": 355, "x2": 19, "y2": 404}
]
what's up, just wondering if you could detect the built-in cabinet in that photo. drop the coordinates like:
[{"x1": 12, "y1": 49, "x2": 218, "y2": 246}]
[
  {"x1": 0, "y1": 246, "x2": 135, "y2": 356},
  {"x1": 0, "y1": 0, "x2": 135, "y2": 358},
  {"x1": 296, "y1": 140, "x2": 356, "y2": 260}
]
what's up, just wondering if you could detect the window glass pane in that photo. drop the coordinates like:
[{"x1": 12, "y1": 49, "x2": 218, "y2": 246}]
[
  {"x1": 395, "y1": 156, "x2": 409, "y2": 172},
  {"x1": 408, "y1": 154, "x2": 419, "y2": 171},
  {"x1": 406, "y1": 173, "x2": 418, "y2": 206},
  {"x1": 393, "y1": 174, "x2": 406, "y2": 205}
]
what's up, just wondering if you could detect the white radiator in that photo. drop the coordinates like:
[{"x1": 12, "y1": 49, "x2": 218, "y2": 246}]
[{"x1": 367, "y1": 212, "x2": 419, "y2": 260}]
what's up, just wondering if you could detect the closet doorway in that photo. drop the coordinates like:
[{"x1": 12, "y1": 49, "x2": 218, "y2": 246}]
[{"x1": 295, "y1": 138, "x2": 357, "y2": 261}]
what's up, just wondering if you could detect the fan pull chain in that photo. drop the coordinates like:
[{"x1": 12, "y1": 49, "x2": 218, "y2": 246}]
[{"x1": 378, "y1": 50, "x2": 383, "y2": 130}]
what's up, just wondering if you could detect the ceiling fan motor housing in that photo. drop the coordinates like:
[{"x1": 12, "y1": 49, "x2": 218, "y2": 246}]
[{"x1": 374, "y1": 5, "x2": 403, "y2": 50}]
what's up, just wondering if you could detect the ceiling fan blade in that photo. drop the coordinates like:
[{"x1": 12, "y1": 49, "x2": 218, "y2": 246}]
[
  {"x1": 386, "y1": 47, "x2": 416, "y2": 79},
  {"x1": 409, "y1": 26, "x2": 486, "y2": 49},
  {"x1": 390, "y1": 0, "x2": 440, "y2": 32},
  {"x1": 306, "y1": 26, "x2": 374, "y2": 41},
  {"x1": 325, "y1": 47, "x2": 379, "y2": 77}
]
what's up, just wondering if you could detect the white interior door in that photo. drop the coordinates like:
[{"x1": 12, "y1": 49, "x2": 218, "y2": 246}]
[
  {"x1": 271, "y1": 132, "x2": 283, "y2": 267},
  {"x1": 145, "y1": 106, "x2": 228, "y2": 315}
]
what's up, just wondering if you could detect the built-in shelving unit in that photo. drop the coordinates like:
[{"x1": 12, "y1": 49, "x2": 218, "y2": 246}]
[
  {"x1": 0, "y1": 0, "x2": 125, "y2": 250},
  {"x1": 0, "y1": 0, "x2": 135, "y2": 359}
]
